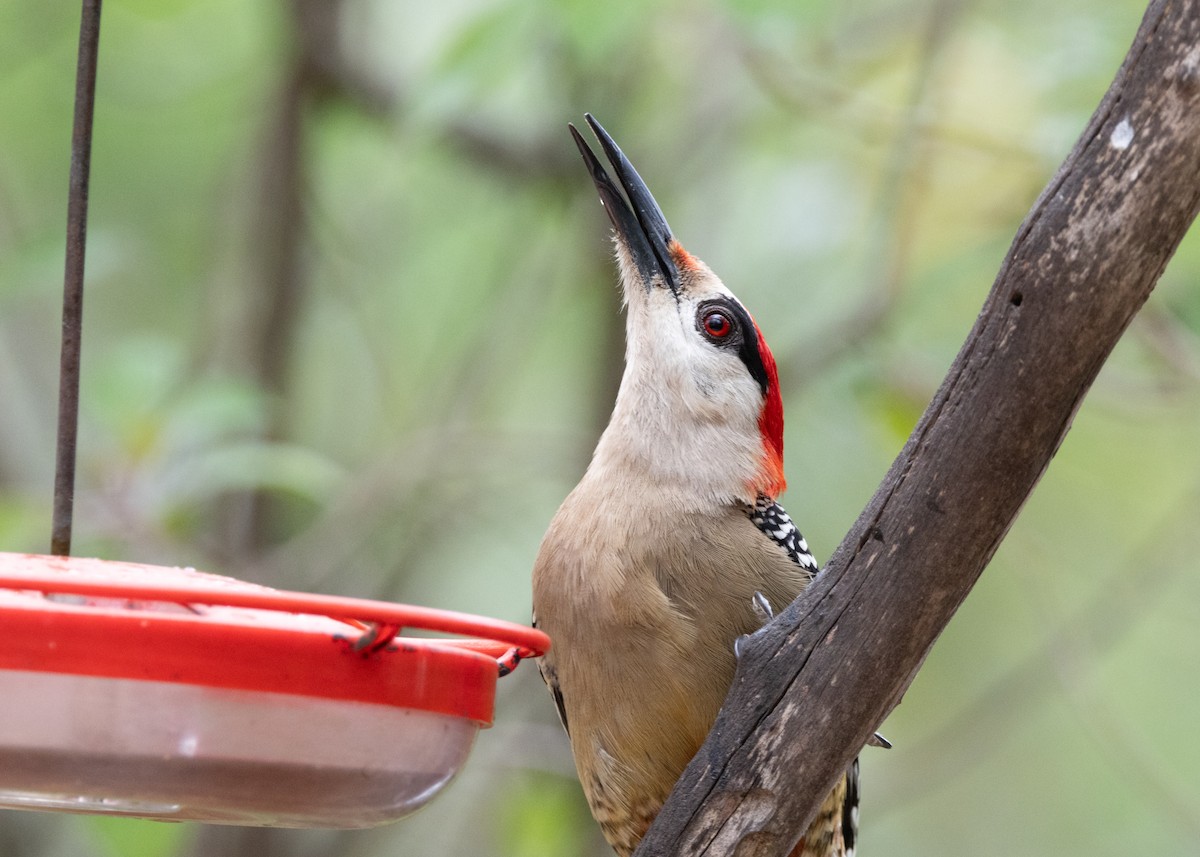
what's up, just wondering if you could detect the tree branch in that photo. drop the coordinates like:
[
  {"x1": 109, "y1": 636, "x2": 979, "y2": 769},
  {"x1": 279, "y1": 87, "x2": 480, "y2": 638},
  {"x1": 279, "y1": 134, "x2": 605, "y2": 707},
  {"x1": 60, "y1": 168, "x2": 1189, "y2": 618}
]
[{"x1": 633, "y1": 1, "x2": 1200, "y2": 854}]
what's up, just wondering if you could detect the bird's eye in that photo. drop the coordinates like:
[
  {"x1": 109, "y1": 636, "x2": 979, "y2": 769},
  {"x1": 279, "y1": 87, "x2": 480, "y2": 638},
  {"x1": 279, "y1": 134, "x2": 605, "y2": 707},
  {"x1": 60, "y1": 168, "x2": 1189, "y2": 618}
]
[{"x1": 703, "y1": 311, "x2": 733, "y2": 339}]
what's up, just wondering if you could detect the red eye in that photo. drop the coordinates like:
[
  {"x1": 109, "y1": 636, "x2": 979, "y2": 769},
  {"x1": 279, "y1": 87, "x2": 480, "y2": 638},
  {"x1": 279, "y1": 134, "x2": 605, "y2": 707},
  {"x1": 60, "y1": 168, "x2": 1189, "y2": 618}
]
[{"x1": 703, "y1": 311, "x2": 733, "y2": 339}]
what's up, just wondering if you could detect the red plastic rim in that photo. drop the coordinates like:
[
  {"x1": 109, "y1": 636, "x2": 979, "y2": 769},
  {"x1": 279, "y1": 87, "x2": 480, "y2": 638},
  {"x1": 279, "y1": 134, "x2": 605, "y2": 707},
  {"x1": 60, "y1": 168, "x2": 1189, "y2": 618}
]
[{"x1": 0, "y1": 552, "x2": 549, "y2": 726}]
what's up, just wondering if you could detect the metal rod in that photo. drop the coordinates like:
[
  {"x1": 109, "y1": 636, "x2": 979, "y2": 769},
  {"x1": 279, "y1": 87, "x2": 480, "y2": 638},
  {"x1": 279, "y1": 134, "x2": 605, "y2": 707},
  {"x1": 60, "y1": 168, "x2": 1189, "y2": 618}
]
[{"x1": 51, "y1": 0, "x2": 103, "y2": 557}]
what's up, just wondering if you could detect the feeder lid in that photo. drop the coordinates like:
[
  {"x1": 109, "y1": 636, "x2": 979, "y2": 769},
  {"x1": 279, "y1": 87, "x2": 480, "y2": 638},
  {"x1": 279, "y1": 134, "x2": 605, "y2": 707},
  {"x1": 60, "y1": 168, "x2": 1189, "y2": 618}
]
[{"x1": 0, "y1": 551, "x2": 549, "y2": 827}]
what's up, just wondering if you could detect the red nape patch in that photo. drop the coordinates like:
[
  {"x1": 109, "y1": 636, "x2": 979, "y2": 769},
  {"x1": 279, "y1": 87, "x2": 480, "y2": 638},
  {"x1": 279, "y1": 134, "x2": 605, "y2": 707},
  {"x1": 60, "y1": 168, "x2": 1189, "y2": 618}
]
[
  {"x1": 753, "y1": 319, "x2": 787, "y2": 498},
  {"x1": 667, "y1": 239, "x2": 699, "y2": 271}
]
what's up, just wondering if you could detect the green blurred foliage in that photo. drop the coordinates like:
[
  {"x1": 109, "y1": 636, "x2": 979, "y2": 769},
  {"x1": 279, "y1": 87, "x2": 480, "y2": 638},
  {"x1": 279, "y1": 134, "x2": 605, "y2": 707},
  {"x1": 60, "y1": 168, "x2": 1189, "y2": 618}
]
[
  {"x1": 0, "y1": 0, "x2": 1197, "y2": 855},
  {"x1": 92, "y1": 817, "x2": 188, "y2": 857}
]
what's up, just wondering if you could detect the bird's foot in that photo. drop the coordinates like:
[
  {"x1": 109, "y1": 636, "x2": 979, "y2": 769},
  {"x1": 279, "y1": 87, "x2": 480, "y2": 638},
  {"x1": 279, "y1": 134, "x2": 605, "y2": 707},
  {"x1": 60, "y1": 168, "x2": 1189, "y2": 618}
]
[{"x1": 735, "y1": 591, "x2": 775, "y2": 659}]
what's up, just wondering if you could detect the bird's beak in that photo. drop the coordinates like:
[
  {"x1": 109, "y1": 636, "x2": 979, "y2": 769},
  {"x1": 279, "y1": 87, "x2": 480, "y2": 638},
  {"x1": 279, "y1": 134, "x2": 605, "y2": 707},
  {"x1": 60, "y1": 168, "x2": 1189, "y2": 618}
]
[{"x1": 570, "y1": 114, "x2": 680, "y2": 293}]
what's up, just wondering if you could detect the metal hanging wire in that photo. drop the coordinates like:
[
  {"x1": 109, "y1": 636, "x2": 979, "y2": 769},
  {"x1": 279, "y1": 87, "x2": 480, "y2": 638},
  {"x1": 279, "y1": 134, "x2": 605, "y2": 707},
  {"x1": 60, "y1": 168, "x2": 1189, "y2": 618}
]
[{"x1": 51, "y1": 0, "x2": 102, "y2": 557}]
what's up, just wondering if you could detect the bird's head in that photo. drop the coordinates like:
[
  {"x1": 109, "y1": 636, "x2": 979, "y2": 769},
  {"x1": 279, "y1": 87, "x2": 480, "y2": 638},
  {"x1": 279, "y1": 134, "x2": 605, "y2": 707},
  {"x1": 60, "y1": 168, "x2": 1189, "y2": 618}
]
[{"x1": 572, "y1": 115, "x2": 785, "y2": 507}]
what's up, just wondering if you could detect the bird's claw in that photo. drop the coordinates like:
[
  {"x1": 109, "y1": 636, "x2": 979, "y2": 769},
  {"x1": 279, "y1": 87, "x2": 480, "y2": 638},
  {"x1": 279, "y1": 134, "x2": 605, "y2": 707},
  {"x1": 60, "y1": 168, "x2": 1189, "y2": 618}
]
[
  {"x1": 735, "y1": 592, "x2": 777, "y2": 659},
  {"x1": 734, "y1": 633, "x2": 749, "y2": 659},
  {"x1": 751, "y1": 591, "x2": 774, "y2": 623}
]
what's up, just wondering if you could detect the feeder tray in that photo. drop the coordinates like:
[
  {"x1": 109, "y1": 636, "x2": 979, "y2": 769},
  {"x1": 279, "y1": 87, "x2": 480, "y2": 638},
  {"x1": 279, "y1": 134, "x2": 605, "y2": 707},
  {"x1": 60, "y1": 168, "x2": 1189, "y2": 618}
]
[{"x1": 0, "y1": 552, "x2": 548, "y2": 828}]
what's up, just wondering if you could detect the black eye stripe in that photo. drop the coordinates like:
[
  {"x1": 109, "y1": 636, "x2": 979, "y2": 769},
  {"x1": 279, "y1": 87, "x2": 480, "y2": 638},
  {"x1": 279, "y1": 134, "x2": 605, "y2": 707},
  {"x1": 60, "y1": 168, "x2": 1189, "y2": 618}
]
[{"x1": 695, "y1": 298, "x2": 769, "y2": 396}]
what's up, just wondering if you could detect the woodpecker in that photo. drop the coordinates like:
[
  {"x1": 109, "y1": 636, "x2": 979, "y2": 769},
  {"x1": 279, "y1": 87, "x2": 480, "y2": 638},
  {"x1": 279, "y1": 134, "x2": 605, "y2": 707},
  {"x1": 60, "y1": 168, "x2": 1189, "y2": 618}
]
[{"x1": 532, "y1": 115, "x2": 859, "y2": 857}]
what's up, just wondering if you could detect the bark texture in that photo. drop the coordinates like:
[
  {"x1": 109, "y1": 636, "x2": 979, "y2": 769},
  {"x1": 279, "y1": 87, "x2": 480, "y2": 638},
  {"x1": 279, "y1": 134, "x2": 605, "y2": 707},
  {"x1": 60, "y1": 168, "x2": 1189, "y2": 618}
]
[{"x1": 633, "y1": 1, "x2": 1200, "y2": 854}]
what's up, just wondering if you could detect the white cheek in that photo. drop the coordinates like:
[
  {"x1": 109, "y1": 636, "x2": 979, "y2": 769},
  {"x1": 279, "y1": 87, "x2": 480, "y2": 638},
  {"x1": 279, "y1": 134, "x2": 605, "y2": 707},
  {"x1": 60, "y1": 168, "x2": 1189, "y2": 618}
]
[
  {"x1": 630, "y1": 294, "x2": 762, "y2": 429},
  {"x1": 681, "y1": 335, "x2": 761, "y2": 415}
]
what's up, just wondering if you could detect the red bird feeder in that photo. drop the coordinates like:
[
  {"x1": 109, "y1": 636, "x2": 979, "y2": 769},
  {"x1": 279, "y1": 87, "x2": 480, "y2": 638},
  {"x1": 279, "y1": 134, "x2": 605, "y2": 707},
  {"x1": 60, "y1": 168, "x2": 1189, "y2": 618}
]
[{"x1": 0, "y1": 552, "x2": 548, "y2": 827}]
